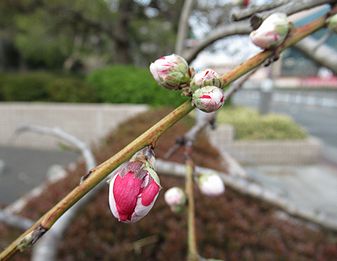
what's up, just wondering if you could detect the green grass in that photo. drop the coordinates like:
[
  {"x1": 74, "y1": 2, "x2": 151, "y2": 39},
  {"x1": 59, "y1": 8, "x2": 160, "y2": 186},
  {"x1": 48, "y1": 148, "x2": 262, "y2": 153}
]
[{"x1": 217, "y1": 106, "x2": 307, "y2": 140}]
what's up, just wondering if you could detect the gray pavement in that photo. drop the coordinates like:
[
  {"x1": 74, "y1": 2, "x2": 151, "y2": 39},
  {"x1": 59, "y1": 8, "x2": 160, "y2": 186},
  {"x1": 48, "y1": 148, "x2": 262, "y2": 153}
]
[
  {"x1": 246, "y1": 164, "x2": 337, "y2": 220},
  {"x1": 0, "y1": 146, "x2": 78, "y2": 206},
  {"x1": 233, "y1": 90, "x2": 337, "y2": 148}
]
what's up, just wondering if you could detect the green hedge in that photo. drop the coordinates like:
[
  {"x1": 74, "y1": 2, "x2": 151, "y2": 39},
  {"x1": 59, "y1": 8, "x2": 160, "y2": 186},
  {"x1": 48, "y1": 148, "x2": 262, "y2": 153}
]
[
  {"x1": 0, "y1": 72, "x2": 98, "y2": 103},
  {"x1": 217, "y1": 106, "x2": 307, "y2": 140},
  {"x1": 87, "y1": 65, "x2": 187, "y2": 106},
  {"x1": 0, "y1": 65, "x2": 188, "y2": 105}
]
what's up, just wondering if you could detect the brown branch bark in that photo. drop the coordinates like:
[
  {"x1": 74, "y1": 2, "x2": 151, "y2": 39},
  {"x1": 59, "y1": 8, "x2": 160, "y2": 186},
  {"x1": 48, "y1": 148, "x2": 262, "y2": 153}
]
[
  {"x1": 231, "y1": 0, "x2": 289, "y2": 21},
  {"x1": 184, "y1": 21, "x2": 251, "y2": 63},
  {"x1": 232, "y1": 0, "x2": 337, "y2": 21}
]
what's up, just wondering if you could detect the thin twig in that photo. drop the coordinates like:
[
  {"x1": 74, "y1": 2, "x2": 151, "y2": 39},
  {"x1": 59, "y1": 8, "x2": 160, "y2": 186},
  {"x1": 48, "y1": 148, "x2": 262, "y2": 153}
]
[
  {"x1": 223, "y1": 67, "x2": 259, "y2": 100},
  {"x1": 185, "y1": 159, "x2": 199, "y2": 261},
  {"x1": 231, "y1": 0, "x2": 289, "y2": 21},
  {"x1": 0, "y1": 12, "x2": 330, "y2": 260}
]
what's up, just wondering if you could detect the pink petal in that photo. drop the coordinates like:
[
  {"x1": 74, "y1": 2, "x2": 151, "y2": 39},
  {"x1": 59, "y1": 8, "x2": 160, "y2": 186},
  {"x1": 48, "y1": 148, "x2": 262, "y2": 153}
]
[
  {"x1": 141, "y1": 179, "x2": 160, "y2": 206},
  {"x1": 113, "y1": 171, "x2": 143, "y2": 222}
]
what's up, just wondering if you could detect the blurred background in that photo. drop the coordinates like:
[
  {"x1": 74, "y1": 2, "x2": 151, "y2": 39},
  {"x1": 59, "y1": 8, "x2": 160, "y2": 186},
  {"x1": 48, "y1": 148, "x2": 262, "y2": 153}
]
[{"x1": 1, "y1": 0, "x2": 337, "y2": 260}]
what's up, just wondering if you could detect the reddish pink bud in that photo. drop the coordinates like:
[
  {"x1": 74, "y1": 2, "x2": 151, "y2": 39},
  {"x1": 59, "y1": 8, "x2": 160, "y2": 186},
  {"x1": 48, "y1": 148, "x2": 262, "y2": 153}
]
[{"x1": 108, "y1": 148, "x2": 161, "y2": 223}]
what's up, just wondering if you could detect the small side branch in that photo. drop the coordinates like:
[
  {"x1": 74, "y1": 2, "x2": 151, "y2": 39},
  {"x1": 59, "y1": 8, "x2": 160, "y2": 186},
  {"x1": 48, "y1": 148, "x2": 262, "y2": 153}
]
[
  {"x1": 231, "y1": 0, "x2": 289, "y2": 21},
  {"x1": 185, "y1": 159, "x2": 199, "y2": 261}
]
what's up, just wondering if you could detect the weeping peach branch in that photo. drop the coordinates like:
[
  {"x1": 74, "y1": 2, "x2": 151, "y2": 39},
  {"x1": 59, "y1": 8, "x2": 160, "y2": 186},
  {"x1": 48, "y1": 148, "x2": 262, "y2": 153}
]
[{"x1": 0, "y1": 9, "x2": 335, "y2": 260}]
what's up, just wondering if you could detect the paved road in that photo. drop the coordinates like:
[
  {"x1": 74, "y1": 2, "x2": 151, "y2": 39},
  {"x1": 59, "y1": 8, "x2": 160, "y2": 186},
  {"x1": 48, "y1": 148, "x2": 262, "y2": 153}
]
[
  {"x1": 233, "y1": 91, "x2": 337, "y2": 148},
  {"x1": 0, "y1": 146, "x2": 78, "y2": 205}
]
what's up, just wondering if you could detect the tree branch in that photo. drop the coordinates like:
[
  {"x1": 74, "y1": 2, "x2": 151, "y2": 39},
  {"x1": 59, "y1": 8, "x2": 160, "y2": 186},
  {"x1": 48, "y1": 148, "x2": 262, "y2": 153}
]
[
  {"x1": 176, "y1": 0, "x2": 195, "y2": 55},
  {"x1": 0, "y1": 13, "x2": 330, "y2": 260},
  {"x1": 294, "y1": 36, "x2": 337, "y2": 73},
  {"x1": 186, "y1": 13, "x2": 337, "y2": 74},
  {"x1": 231, "y1": 0, "x2": 289, "y2": 21},
  {"x1": 184, "y1": 21, "x2": 251, "y2": 63},
  {"x1": 260, "y1": 0, "x2": 336, "y2": 20},
  {"x1": 232, "y1": 0, "x2": 336, "y2": 21}
]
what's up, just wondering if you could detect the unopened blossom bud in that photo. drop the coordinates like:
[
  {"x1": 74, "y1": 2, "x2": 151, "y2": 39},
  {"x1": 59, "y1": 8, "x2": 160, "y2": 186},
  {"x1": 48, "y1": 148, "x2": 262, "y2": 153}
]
[
  {"x1": 150, "y1": 54, "x2": 191, "y2": 90},
  {"x1": 198, "y1": 173, "x2": 225, "y2": 196},
  {"x1": 328, "y1": 14, "x2": 337, "y2": 33},
  {"x1": 108, "y1": 148, "x2": 161, "y2": 223},
  {"x1": 232, "y1": 0, "x2": 249, "y2": 7},
  {"x1": 164, "y1": 187, "x2": 186, "y2": 213},
  {"x1": 250, "y1": 13, "x2": 289, "y2": 49},
  {"x1": 190, "y1": 69, "x2": 222, "y2": 92},
  {"x1": 192, "y1": 86, "x2": 225, "y2": 112}
]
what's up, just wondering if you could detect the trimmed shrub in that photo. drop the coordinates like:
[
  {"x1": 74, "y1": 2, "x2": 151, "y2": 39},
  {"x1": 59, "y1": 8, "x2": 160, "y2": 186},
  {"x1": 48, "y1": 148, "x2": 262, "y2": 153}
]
[
  {"x1": 46, "y1": 77, "x2": 98, "y2": 103},
  {"x1": 1, "y1": 72, "x2": 52, "y2": 101},
  {"x1": 0, "y1": 72, "x2": 97, "y2": 103},
  {"x1": 87, "y1": 65, "x2": 187, "y2": 106},
  {"x1": 217, "y1": 106, "x2": 307, "y2": 140}
]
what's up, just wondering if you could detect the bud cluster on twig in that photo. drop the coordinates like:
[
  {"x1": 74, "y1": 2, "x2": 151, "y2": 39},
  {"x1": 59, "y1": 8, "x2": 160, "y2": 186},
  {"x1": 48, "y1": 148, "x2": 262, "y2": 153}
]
[{"x1": 150, "y1": 55, "x2": 226, "y2": 113}]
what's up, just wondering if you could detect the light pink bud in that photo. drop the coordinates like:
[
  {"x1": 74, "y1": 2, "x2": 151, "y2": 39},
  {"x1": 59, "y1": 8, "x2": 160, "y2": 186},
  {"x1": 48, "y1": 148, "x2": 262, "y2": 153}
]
[
  {"x1": 108, "y1": 148, "x2": 161, "y2": 223},
  {"x1": 164, "y1": 187, "x2": 186, "y2": 213},
  {"x1": 192, "y1": 86, "x2": 225, "y2": 113},
  {"x1": 190, "y1": 69, "x2": 222, "y2": 92},
  {"x1": 250, "y1": 13, "x2": 289, "y2": 49},
  {"x1": 198, "y1": 173, "x2": 225, "y2": 196},
  {"x1": 150, "y1": 54, "x2": 190, "y2": 90}
]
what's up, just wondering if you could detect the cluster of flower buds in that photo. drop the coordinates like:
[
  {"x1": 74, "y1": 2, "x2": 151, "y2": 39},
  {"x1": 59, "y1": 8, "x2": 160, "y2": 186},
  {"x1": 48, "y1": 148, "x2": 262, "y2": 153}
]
[
  {"x1": 250, "y1": 13, "x2": 290, "y2": 49},
  {"x1": 149, "y1": 54, "x2": 191, "y2": 90},
  {"x1": 190, "y1": 68, "x2": 225, "y2": 112},
  {"x1": 164, "y1": 187, "x2": 186, "y2": 213},
  {"x1": 198, "y1": 173, "x2": 225, "y2": 197},
  {"x1": 150, "y1": 55, "x2": 225, "y2": 113},
  {"x1": 327, "y1": 14, "x2": 337, "y2": 33},
  {"x1": 108, "y1": 147, "x2": 161, "y2": 223}
]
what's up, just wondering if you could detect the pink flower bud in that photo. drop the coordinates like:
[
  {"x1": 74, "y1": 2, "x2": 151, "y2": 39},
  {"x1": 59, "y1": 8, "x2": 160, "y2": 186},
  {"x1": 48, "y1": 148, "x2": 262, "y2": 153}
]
[
  {"x1": 108, "y1": 148, "x2": 161, "y2": 223},
  {"x1": 328, "y1": 14, "x2": 337, "y2": 33},
  {"x1": 192, "y1": 86, "x2": 225, "y2": 113},
  {"x1": 250, "y1": 13, "x2": 289, "y2": 49},
  {"x1": 232, "y1": 0, "x2": 249, "y2": 7},
  {"x1": 150, "y1": 54, "x2": 190, "y2": 90},
  {"x1": 190, "y1": 69, "x2": 222, "y2": 92},
  {"x1": 164, "y1": 187, "x2": 186, "y2": 213},
  {"x1": 198, "y1": 173, "x2": 225, "y2": 196}
]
